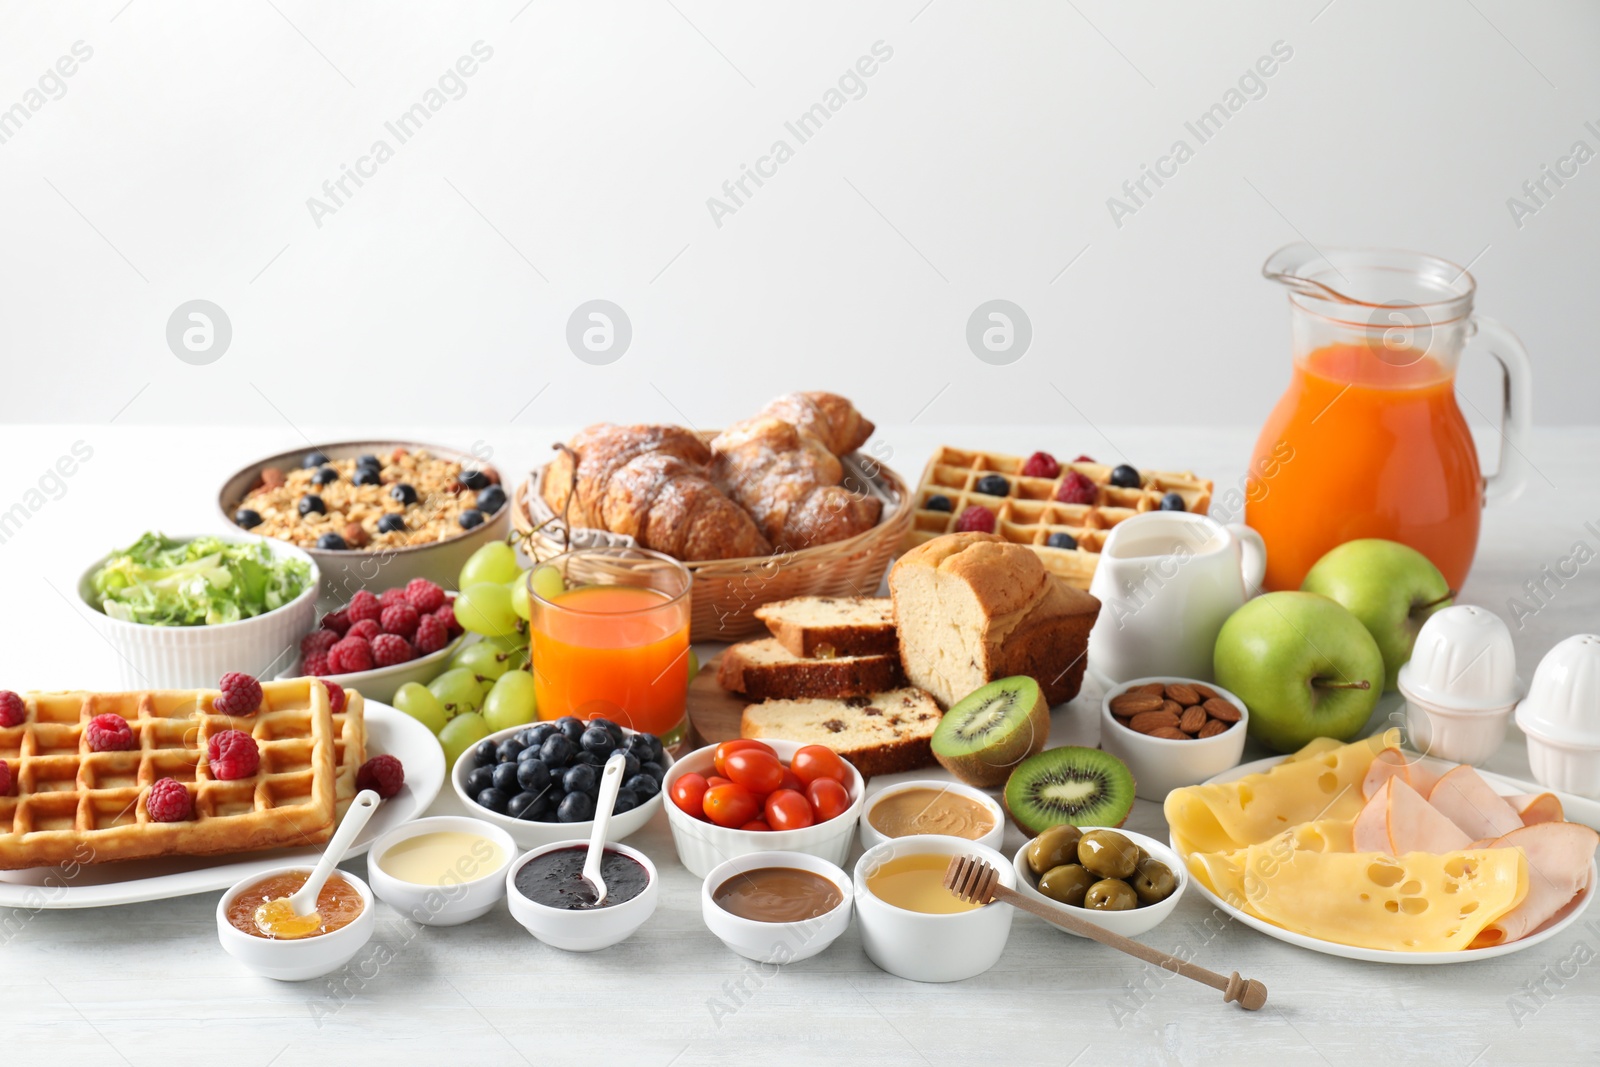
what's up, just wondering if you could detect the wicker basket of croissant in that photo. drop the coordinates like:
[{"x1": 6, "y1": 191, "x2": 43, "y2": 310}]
[{"x1": 512, "y1": 392, "x2": 912, "y2": 641}]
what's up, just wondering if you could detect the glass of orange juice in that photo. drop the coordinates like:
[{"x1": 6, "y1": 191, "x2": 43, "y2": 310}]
[{"x1": 528, "y1": 547, "x2": 692, "y2": 744}]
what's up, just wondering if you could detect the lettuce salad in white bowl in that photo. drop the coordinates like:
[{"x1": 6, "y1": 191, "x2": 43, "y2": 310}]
[{"x1": 79, "y1": 533, "x2": 319, "y2": 688}]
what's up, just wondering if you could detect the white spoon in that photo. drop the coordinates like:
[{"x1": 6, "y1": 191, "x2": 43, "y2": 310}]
[
  {"x1": 255, "y1": 789, "x2": 380, "y2": 938},
  {"x1": 581, "y1": 752, "x2": 629, "y2": 906}
]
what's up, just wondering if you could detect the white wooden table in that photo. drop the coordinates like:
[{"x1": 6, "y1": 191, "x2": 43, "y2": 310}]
[{"x1": 3, "y1": 423, "x2": 1597, "y2": 1066}]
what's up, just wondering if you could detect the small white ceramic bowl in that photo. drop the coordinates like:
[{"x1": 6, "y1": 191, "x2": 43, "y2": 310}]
[
  {"x1": 662, "y1": 739, "x2": 865, "y2": 879},
  {"x1": 278, "y1": 629, "x2": 465, "y2": 704},
  {"x1": 1011, "y1": 826, "x2": 1187, "y2": 939},
  {"x1": 1099, "y1": 677, "x2": 1248, "y2": 801},
  {"x1": 1403, "y1": 693, "x2": 1516, "y2": 767},
  {"x1": 79, "y1": 535, "x2": 319, "y2": 689},
  {"x1": 700, "y1": 850, "x2": 853, "y2": 964},
  {"x1": 451, "y1": 722, "x2": 669, "y2": 849},
  {"x1": 859, "y1": 780, "x2": 1005, "y2": 854},
  {"x1": 1517, "y1": 634, "x2": 1600, "y2": 796},
  {"x1": 366, "y1": 815, "x2": 517, "y2": 926},
  {"x1": 505, "y1": 840, "x2": 659, "y2": 951},
  {"x1": 853, "y1": 835, "x2": 1015, "y2": 983},
  {"x1": 216, "y1": 865, "x2": 376, "y2": 982}
]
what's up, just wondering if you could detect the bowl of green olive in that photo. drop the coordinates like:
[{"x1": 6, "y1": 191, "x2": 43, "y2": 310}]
[{"x1": 1011, "y1": 825, "x2": 1186, "y2": 938}]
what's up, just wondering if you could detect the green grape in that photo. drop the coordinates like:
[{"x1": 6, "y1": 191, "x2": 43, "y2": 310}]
[
  {"x1": 454, "y1": 582, "x2": 520, "y2": 638},
  {"x1": 393, "y1": 682, "x2": 448, "y2": 735},
  {"x1": 686, "y1": 646, "x2": 700, "y2": 684},
  {"x1": 530, "y1": 564, "x2": 565, "y2": 603},
  {"x1": 510, "y1": 570, "x2": 533, "y2": 621},
  {"x1": 428, "y1": 667, "x2": 486, "y2": 716},
  {"x1": 439, "y1": 711, "x2": 490, "y2": 769},
  {"x1": 459, "y1": 540, "x2": 521, "y2": 587},
  {"x1": 483, "y1": 670, "x2": 538, "y2": 732},
  {"x1": 452, "y1": 640, "x2": 527, "y2": 682}
]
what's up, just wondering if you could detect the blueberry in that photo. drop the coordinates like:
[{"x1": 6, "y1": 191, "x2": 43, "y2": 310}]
[
  {"x1": 527, "y1": 723, "x2": 557, "y2": 746},
  {"x1": 475, "y1": 787, "x2": 509, "y2": 814},
  {"x1": 625, "y1": 772, "x2": 660, "y2": 798},
  {"x1": 496, "y1": 737, "x2": 526, "y2": 763},
  {"x1": 356, "y1": 454, "x2": 382, "y2": 471},
  {"x1": 624, "y1": 733, "x2": 654, "y2": 760},
  {"x1": 573, "y1": 750, "x2": 602, "y2": 767},
  {"x1": 580, "y1": 726, "x2": 615, "y2": 758},
  {"x1": 352, "y1": 467, "x2": 381, "y2": 487},
  {"x1": 923, "y1": 494, "x2": 952, "y2": 513},
  {"x1": 473, "y1": 739, "x2": 499, "y2": 766},
  {"x1": 316, "y1": 532, "x2": 347, "y2": 551},
  {"x1": 563, "y1": 763, "x2": 598, "y2": 795},
  {"x1": 311, "y1": 465, "x2": 339, "y2": 486},
  {"x1": 1047, "y1": 531, "x2": 1078, "y2": 550},
  {"x1": 621, "y1": 752, "x2": 641, "y2": 779},
  {"x1": 1109, "y1": 464, "x2": 1141, "y2": 489},
  {"x1": 466, "y1": 766, "x2": 495, "y2": 794},
  {"x1": 591, "y1": 718, "x2": 625, "y2": 746},
  {"x1": 506, "y1": 791, "x2": 540, "y2": 820},
  {"x1": 299, "y1": 494, "x2": 326, "y2": 517},
  {"x1": 477, "y1": 485, "x2": 507, "y2": 515},
  {"x1": 639, "y1": 760, "x2": 665, "y2": 784},
  {"x1": 1159, "y1": 492, "x2": 1186, "y2": 512},
  {"x1": 516, "y1": 757, "x2": 549, "y2": 791},
  {"x1": 539, "y1": 734, "x2": 572, "y2": 766},
  {"x1": 302, "y1": 450, "x2": 329, "y2": 469},
  {"x1": 974, "y1": 474, "x2": 1010, "y2": 497},
  {"x1": 558, "y1": 717, "x2": 586, "y2": 743},
  {"x1": 234, "y1": 507, "x2": 262, "y2": 529},
  {"x1": 389, "y1": 483, "x2": 417, "y2": 506},
  {"x1": 377, "y1": 513, "x2": 406, "y2": 533},
  {"x1": 515, "y1": 744, "x2": 542, "y2": 763},
  {"x1": 458, "y1": 508, "x2": 485, "y2": 530},
  {"x1": 612, "y1": 788, "x2": 640, "y2": 814},
  {"x1": 492, "y1": 762, "x2": 520, "y2": 794},
  {"x1": 557, "y1": 791, "x2": 595, "y2": 822},
  {"x1": 459, "y1": 469, "x2": 491, "y2": 491}
]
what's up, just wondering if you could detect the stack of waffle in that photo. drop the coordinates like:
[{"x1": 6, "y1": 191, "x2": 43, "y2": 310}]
[
  {"x1": 905, "y1": 447, "x2": 1213, "y2": 588},
  {"x1": 0, "y1": 678, "x2": 365, "y2": 870}
]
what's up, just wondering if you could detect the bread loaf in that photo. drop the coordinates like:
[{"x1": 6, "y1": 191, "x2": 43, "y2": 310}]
[
  {"x1": 754, "y1": 596, "x2": 897, "y2": 658},
  {"x1": 740, "y1": 688, "x2": 941, "y2": 778},
  {"x1": 889, "y1": 532, "x2": 1100, "y2": 708},
  {"x1": 717, "y1": 637, "x2": 903, "y2": 701}
]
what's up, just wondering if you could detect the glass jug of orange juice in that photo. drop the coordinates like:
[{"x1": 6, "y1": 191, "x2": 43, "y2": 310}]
[{"x1": 1247, "y1": 244, "x2": 1532, "y2": 591}]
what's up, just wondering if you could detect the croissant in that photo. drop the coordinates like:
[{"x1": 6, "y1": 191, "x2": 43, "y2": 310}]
[
  {"x1": 710, "y1": 416, "x2": 882, "y2": 552},
  {"x1": 543, "y1": 424, "x2": 771, "y2": 560},
  {"x1": 756, "y1": 392, "x2": 875, "y2": 456}
]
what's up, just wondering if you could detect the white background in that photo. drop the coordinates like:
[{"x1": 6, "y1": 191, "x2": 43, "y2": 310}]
[{"x1": 1, "y1": 0, "x2": 1596, "y2": 431}]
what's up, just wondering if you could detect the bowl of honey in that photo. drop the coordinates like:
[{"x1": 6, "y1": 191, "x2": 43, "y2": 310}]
[
  {"x1": 216, "y1": 865, "x2": 375, "y2": 982},
  {"x1": 701, "y1": 850, "x2": 853, "y2": 965}
]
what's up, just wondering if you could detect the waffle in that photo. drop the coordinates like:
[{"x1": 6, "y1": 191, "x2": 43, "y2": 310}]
[
  {"x1": 0, "y1": 679, "x2": 338, "y2": 870},
  {"x1": 331, "y1": 688, "x2": 367, "y2": 814},
  {"x1": 905, "y1": 447, "x2": 1213, "y2": 588}
]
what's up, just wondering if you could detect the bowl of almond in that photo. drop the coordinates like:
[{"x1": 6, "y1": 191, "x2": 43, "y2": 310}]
[{"x1": 1099, "y1": 677, "x2": 1249, "y2": 801}]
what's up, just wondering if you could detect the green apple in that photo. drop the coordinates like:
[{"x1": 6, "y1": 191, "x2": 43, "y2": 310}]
[
  {"x1": 1300, "y1": 538, "x2": 1452, "y2": 691},
  {"x1": 1214, "y1": 591, "x2": 1386, "y2": 753}
]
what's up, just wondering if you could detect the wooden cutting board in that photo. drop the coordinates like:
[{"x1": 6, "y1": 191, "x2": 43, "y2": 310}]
[{"x1": 687, "y1": 653, "x2": 746, "y2": 747}]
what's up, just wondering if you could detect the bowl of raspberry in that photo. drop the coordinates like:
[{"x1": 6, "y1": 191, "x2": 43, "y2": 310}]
[{"x1": 276, "y1": 580, "x2": 466, "y2": 704}]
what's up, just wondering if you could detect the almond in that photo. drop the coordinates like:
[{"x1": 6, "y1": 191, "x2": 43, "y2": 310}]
[
  {"x1": 1110, "y1": 693, "x2": 1164, "y2": 716},
  {"x1": 1193, "y1": 683, "x2": 1220, "y2": 701},
  {"x1": 1166, "y1": 683, "x2": 1200, "y2": 707},
  {"x1": 1129, "y1": 710, "x2": 1181, "y2": 734},
  {"x1": 1179, "y1": 705, "x2": 1207, "y2": 734},
  {"x1": 1161, "y1": 699, "x2": 1183, "y2": 717},
  {"x1": 258, "y1": 467, "x2": 286, "y2": 491},
  {"x1": 1198, "y1": 719, "x2": 1232, "y2": 738},
  {"x1": 1148, "y1": 726, "x2": 1190, "y2": 740},
  {"x1": 342, "y1": 522, "x2": 370, "y2": 548},
  {"x1": 1134, "y1": 682, "x2": 1167, "y2": 696},
  {"x1": 1204, "y1": 697, "x2": 1242, "y2": 723}
]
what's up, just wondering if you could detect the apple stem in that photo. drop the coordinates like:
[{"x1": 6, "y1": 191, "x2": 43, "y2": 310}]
[
  {"x1": 1311, "y1": 678, "x2": 1372, "y2": 691},
  {"x1": 1417, "y1": 590, "x2": 1457, "y2": 612}
]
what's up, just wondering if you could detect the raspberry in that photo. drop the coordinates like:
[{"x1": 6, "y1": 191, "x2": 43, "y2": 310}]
[
  {"x1": 380, "y1": 588, "x2": 410, "y2": 610},
  {"x1": 214, "y1": 672, "x2": 263, "y2": 716},
  {"x1": 0, "y1": 761, "x2": 11, "y2": 796},
  {"x1": 435, "y1": 602, "x2": 463, "y2": 637},
  {"x1": 1055, "y1": 470, "x2": 1098, "y2": 505},
  {"x1": 405, "y1": 578, "x2": 446, "y2": 614},
  {"x1": 303, "y1": 653, "x2": 331, "y2": 676},
  {"x1": 1073, "y1": 454, "x2": 1095, "y2": 463},
  {"x1": 207, "y1": 730, "x2": 260, "y2": 780},
  {"x1": 371, "y1": 633, "x2": 415, "y2": 667},
  {"x1": 0, "y1": 690, "x2": 24, "y2": 728},
  {"x1": 328, "y1": 636, "x2": 374, "y2": 673},
  {"x1": 321, "y1": 609, "x2": 351, "y2": 635},
  {"x1": 146, "y1": 777, "x2": 193, "y2": 822},
  {"x1": 355, "y1": 754, "x2": 405, "y2": 798},
  {"x1": 955, "y1": 505, "x2": 995, "y2": 534},
  {"x1": 1020, "y1": 451, "x2": 1060, "y2": 479},
  {"x1": 413, "y1": 613, "x2": 449, "y2": 655},
  {"x1": 322, "y1": 680, "x2": 346, "y2": 713},
  {"x1": 347, "y1": 590, "x2": 382, "y2": 625},
  {"x1": 380, "y1": 602, "x2": 419, "y2": 639},
  {"x1": 85, "y1": 713, "x2": 135, "y2": 752},
  {"x1": 301, "y1": 629, "x2": 338, "y2": 659},
  {"x1": 346, "y1": 619, "x2": 381, "y2": 642}
]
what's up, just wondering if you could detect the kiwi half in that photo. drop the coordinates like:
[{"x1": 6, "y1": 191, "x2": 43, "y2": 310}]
[
  {"x1": 1003, "y1": 746, "x2": 1135, "y2": 836},
  {"x1": 930, "y1": 676, "x2": 1050, "y2": 787}
]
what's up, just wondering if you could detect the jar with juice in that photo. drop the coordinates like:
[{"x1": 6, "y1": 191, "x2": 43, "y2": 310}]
[
  {"x1": 528, "y1": 547, "x2": 692, "y2": 744},
  {"x1": 1247, "y1": 244, "x2": 1532, "y2": 591}
]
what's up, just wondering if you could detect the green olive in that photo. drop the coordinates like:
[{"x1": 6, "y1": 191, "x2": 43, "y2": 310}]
[
  {"x1": 1078, "y1": 830, "x2": 1138, "y2": 880},
  {"x1": 1085, "y1": 878, "x2": 1138, "y2": 911},
  {"x1": 1027, "y1": 825, "x2": 1084, "y2": 877},
  {"x1": 1131, "y1": 855, "x2": 1177, "y2": 905},
  {"x1": 1036, "y1": 863, "x2": 1093, "y2": 908}
]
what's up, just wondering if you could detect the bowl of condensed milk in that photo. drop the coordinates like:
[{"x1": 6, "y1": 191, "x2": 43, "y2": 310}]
[{"x1": 366, "y1": 816, "x2": 517, "y2": 926}]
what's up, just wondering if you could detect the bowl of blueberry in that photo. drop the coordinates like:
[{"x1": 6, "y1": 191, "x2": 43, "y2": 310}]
[{"x1": 450, "y1": 716, "x2": 672, "y2": 849}]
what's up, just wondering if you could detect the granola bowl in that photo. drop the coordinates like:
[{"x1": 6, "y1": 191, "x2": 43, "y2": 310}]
[{"x1": 218, "y1": 441, "x2": 511, "y2": 609}]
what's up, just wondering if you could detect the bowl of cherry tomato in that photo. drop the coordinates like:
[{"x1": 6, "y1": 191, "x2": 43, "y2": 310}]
[{"x1": 661, "y1": 739, "x2": 866, "y2": 878}]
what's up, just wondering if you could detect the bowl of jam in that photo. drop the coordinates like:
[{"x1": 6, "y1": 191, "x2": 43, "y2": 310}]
[
  {"x1": 700, "y1": 850, "x2": 853, "y2": 964},
  {"x1": 504, "y1": 840, "x2": 658, "y2": 952},
  {"x1": 215, "y1": 865, "x2": 375, "y2": 982}
]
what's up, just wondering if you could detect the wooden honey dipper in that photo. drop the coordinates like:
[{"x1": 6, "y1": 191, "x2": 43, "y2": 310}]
[{"x1": 943, "y1": 854, "x2": 1268, "y2": 1011}]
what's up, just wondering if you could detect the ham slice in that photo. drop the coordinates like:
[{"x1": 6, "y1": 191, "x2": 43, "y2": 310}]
[
  {"x1": 1353, "y1": 779, "x2": 1393, "y2": 852},
  {"x1": 1362, "y1": 748, "x2": 1412, "y2": 800},
  {"x1": 1429, "y1": 765, "x2": 1524, "y2": 841},
  {"x1": 1471, "y1": 822, "x2": 1599, "y2": 946},
  {"x1": 1387, "y1": 779, "x2": 1472, "y2": 854},
  {"x1": 1509, "y1": 793, "x2": 1565, "y2": 826}
]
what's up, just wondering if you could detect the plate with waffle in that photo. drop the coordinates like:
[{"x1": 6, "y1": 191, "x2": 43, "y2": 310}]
[
  {"x1": 904, "y1": 447, "x2": 1213, "y2": 588},
  {"x1": 0, "y1": 678, "x2": 443, "y2": 908}
]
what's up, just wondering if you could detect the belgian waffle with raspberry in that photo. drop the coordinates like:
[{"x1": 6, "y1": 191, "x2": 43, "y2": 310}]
[
  {"x1": 904, "y1": 446, "x2": 1213, "y2": 589},
  {"x1": 0, "y1": 679, "x2": 339, "y2": 869}
]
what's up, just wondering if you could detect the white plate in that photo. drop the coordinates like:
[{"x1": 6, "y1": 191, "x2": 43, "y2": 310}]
[
  {"x1": 1178, "y1": 753, "x2": 1597, "y2": 964},
  {"x1": 0, "y1": 701, "x2": 444, "y2": 909}
]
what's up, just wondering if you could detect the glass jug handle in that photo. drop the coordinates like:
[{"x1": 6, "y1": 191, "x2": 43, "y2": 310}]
[{"x1": 1468, "y1": 316, "x2": 1533, "y2": 505}]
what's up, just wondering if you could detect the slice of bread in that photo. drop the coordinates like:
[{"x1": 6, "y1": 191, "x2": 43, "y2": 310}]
[
  {"x1": 717, "y1": 637, "x2": 904, "y2": 702},
  {"x1": 754, "y1": 596, "x2": 898, "y2": 658},
  {"x1": 740, "y1": 688, "x2": 942, "y2": 778}
]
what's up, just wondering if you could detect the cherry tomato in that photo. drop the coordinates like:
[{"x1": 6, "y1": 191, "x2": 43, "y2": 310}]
[
  {"x1": 740, "y1": 819, "x2": 772, "y2": 832},
  {"x1": 670, "y1": 772, "x2": 709, "y2": 818},
  {"x1": 778, "y1": 769, "x2": 804, "y2": 793},
  {"x1": 714, "y1": 739, "x2": 776, "y2": 777},
  {"x1": 706, "y1": 776, "x2": 733, "y2": 789},
  {"x1": 806, "y1": 777, "x2": 851, "y2": 823},
  {"x1": 702, "y1": 782, "x2": 759, "y2": 828},
  {"x1": 791, "y1": 745, "x2": 850, "y2": 786},
  {"x1": 764, "y1": 788, "x2": 815, "y2": 831},
  {"x1": 723, "y1": 749, "x2": 784, "y2": 794}
]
